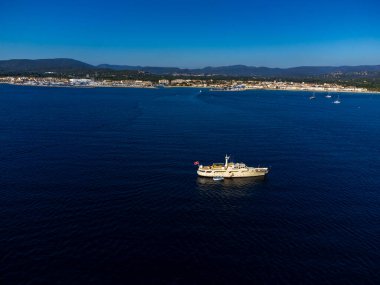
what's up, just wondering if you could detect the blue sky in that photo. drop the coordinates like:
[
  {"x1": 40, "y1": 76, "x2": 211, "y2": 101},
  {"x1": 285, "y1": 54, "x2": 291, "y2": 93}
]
[{"x1": 1, "y1": 0, "x2": 379, "y2": 67}]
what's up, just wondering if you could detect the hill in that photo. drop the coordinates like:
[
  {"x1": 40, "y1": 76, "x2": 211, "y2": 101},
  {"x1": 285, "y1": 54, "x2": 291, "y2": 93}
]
[
  {"x1": 0, "y1": 58, "x2": 94, "y2": 73},
  {"x1": 1, "y1": 58, "x2": 380, "y2": 79},
  {"x1": 98, "y1": 63, "x2": 380, "y2": 78}
]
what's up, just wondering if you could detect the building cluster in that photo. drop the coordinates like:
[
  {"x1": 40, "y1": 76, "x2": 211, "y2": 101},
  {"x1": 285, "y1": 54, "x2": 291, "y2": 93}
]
[
  {"x1": 0, "y1": 76, "x2": 369, "y2": 93},
  {"x1": 0, "y1": 77, "x2": 154, "y2": 88},
  {"x1": 158, "y1": 78, "x2": 368, "y2": 92},
  {"x1": 96, "y1": 80, "x2": 154, "y2": 88},
  {"x1": 0, "y1": 76, "x2": 71, "y2": 87},
  {"x1": 243, "y1": 81, "x2": 368, "y2": 92}
]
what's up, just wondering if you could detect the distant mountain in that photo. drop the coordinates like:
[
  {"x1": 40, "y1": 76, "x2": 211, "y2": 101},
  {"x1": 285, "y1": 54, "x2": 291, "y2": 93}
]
[
  {"x1": 98, "y1": 63, "x2": 380, "y2": 78},
  {"x1": 1, "y1": 58, "x2": 380, "y2": 78},
  {"x1": 97, "y1": 64, "x2": 184, "y2": 74},
  {"x1": 0, "y1": 58, "x2": 94, "y2": 73}
]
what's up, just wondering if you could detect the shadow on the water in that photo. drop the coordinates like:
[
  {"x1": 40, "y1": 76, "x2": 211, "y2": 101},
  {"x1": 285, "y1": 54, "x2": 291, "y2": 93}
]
[
  {"x1": 196, "y1": 176, "x2": 266, "y2": 190},
  {"x1": 195, "y1": 176, "x2": 267, "y2": 198}
]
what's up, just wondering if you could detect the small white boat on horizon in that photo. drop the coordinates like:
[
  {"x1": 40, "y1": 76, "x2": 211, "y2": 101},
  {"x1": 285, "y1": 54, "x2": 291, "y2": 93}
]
[
  {"x1": 333, "y1": 96, "x2": 341, "y2": 104},
  {"x1": 309, "y1": 93, "x2": 316, "y2": 100},
  {"x1": 325, "y1": 93, "x2": 332, "y2": 98}
]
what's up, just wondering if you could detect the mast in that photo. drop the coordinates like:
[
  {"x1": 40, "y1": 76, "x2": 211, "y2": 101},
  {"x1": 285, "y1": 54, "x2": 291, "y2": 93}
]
[{"x1": 225, "y1": 154, "x2": 230, "y2": 168}]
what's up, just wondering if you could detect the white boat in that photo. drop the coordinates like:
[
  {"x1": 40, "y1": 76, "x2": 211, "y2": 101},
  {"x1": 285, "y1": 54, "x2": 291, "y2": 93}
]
[
  {"x1": 325, "y1": 93, "x2": 332, "y2": 98},
  {"x1": 213, "y1": 176, "x2": 224, "y2": 181},
  {"x1": 333, "y1": 96, "x2": 341, "y2": 104},
  {"x1": 197, "y1": 155, "x2": 269, "y2": 178},
  {"x1": 309, "y1": 93, "x2": 316, "y2": 100}
]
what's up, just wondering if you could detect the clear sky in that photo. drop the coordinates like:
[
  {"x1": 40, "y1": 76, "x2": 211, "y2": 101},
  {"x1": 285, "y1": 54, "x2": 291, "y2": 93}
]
[{"x1": 1, "y1": 0, "x2": 380, "y2": 67}]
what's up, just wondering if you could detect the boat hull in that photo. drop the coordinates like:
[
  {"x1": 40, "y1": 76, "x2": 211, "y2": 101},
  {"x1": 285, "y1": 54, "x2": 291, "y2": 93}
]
[{"x1": 197, "y1": 167, "x2": 268, "y2": 178}]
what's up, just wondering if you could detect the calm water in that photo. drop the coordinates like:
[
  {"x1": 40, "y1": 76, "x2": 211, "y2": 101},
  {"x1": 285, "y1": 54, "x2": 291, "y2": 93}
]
[{"x1": 1, "y1": 85, "x2": 379, "y2": 284}]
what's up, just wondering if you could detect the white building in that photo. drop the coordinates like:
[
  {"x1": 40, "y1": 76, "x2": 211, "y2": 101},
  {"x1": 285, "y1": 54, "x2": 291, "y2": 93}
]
[
  {"x1": 171, "y1": 79, "x2": 187, "y2": 85},
  {"x1": 158, "y1": 79, "x2": 170, "y2": 85},
  {"x1": 69, "y1": 79, "x2": 93, "y2": 85}
]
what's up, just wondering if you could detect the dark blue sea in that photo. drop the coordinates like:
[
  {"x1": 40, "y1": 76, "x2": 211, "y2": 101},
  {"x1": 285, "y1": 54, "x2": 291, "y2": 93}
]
[{"x1": 1, "y1": 84, "x2": 379, "y2": 285}]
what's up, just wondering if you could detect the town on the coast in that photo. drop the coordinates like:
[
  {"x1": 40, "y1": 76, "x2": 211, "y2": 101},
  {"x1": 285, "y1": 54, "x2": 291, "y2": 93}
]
[{"x1": 0, "y1": 76, "x2": 370, "y2": 93}]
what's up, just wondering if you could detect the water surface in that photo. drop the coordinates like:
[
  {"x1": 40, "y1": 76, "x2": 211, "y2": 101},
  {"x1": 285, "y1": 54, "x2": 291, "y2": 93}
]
[{"x1": 1, "y1": 85, "x2": 379, "y2": 284}]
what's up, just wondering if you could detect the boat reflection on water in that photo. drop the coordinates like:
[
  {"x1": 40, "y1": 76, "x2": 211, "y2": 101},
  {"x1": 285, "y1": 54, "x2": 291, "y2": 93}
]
[
  {"x1": 196, "y1": 176, "x2": 267, "y2": 198},
  {"x1": 197, "y1": 176, "x2": 265, "y2": 188}
]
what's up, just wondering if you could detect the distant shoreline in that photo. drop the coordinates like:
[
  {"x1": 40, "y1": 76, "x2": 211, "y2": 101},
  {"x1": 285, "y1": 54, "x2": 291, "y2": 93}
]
[
  {"x1": 165, "y1": 86, "x2": 380, "y2": 94},
  {"x1": 1, "y1": 83, "x2": 379, "y2": 94}
]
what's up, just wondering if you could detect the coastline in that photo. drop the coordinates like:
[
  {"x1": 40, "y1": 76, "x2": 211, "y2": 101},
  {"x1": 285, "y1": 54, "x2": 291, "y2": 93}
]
[{"x1": 1, "y1": 83, "x2": 379, "y2": 94}]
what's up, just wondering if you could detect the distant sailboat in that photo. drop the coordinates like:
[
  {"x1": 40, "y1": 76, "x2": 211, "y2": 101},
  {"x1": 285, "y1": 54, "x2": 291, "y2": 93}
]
[
  {"x1": 333, "y1": 95, "x2": 341, "y2": 104},
  {"x1": 325, "y1": 92, "x2": 332, "y2": 98},
  {"x1": 309, "y1": 92, "x2": 316, "y2": 100}
]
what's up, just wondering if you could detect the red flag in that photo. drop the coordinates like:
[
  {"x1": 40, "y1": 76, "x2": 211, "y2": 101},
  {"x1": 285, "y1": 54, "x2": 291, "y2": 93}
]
[{"x1": 193, "y1": 161, "x2": 199, "y2": 165}]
